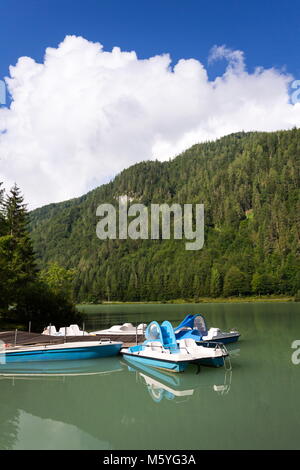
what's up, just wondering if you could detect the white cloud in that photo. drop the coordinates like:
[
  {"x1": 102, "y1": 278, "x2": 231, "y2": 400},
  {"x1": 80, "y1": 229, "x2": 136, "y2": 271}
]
[{"x1": 0, "y1": 35, "x2": 299, "y2": 208}]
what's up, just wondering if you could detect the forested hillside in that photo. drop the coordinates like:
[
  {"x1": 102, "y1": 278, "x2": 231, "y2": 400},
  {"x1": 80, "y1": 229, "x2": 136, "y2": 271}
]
[{"x1": 29, "y1": 130, "x2": 300, "y2": 301}]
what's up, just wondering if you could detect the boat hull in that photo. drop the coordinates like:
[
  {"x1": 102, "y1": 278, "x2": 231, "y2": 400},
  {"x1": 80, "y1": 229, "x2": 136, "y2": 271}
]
[
  {"x1": 193, "y1": 356, "x2": 225, "y2": 367},
  {"x1": 0, "y1": 343, "x2": 122, "y2": 364},
  {"x1": 198, "y1": 334, "x2": 240, "y2": 345},
  {"x1": 122, "y1": 352, "x2": 189, "y2": 373}
]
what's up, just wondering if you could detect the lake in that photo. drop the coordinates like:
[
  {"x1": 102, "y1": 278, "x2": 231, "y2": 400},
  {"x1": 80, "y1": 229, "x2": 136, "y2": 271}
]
[{"x1": 0, "y1": 302, "x2": 299, "y2": 450}]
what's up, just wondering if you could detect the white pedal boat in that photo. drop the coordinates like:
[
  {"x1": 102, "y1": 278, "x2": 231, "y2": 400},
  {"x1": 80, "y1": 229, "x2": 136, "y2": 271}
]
[
  {"x1": 90, "y1": 322, "x2": 147, "y2": 336},
  {"x1": 121, "y1": 339, "x2": 228, "y2": 372}
]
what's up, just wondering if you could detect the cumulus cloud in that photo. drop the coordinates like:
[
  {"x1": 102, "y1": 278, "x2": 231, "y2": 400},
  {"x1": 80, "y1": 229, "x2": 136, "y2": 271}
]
[{"x1": 0, "y1": 36, "x2": 299, "y2": 208}]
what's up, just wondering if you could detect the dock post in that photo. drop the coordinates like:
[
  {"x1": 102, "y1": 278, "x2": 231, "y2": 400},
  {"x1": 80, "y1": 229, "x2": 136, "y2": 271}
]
[
  {"x1": 28, "y1": 321, "x2": 31, "y2": 334},
  {"x1": 136, "y1": 325, "x2": 138, "y2": 345},
  {"x1": 83, "y1": 322, "x2": 85, "y2": 336},
  {"x1": 14, "y1": 329, "x2": 18, "y2": 346},
  {"x1": 65, "y1": 326, "x2": 67, "y2": 343}
]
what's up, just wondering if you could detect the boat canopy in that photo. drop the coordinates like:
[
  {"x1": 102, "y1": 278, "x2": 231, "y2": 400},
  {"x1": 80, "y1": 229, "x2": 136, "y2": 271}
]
[
  {"x1": 174, "y1": 314, "x2": 208, "y2": 340},
  {"x1": 145, "y1": 321, "x2": 178, "y2": 352},
  {"x1": 193, "y1": 315, "x2": 208, "y2": 336}
]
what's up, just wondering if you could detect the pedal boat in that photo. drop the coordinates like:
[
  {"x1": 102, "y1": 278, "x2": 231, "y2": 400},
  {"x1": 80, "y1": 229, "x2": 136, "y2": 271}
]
[
  {"x1": 121, "y1": 320, "x2": 228, "y2": 373},
  {"x1": 90, "y1": 322, "x2": 147, "y2": 336},
  {"x1": 175, "y1": 314, "x2": 240, "y2": 344},
  {"x1": 0, "y1": 340, "x2": 123, "y2": 364},
  {"x1": 121, "y1": 339, "x2": 227, "y2": 372}
]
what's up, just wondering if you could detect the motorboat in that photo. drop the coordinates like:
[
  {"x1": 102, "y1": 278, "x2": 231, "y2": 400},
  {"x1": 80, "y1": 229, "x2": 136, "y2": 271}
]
[
  {"x1": 175, "y1": 314, "x2": 240, "y2": 344},
  {"x1": 0, "y1": 340, "x2": 123, "y2": 364},
  {"x1": 90, "y1": 322, "x2": 147, "y2": 336},
  {"x1": 121, "y1": 321, "x2": 228, "y2": 372}
]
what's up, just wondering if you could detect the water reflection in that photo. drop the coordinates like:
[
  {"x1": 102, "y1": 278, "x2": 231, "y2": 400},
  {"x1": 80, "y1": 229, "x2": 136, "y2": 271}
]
[
  {"x1": 0, "y1": 357, "x2": 124, "y2": 450},
  {"x1": 121, "y1": 359, "x2": 232, "y2": 403},
  {"x1": 0, "y1": 354, "x2": 234, "y2": 449},
  {"x1": 1, "y1": 303, "x2": 300, "y2": 449},
  {"x1": 0, "y1": 357, "x2": 123, "y2": 377}
]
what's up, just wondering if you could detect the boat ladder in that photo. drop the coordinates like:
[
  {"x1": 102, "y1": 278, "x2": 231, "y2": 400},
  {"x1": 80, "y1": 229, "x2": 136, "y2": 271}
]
[{"x1": 205, "y1": 341, "x2": 232, "y2": 371}]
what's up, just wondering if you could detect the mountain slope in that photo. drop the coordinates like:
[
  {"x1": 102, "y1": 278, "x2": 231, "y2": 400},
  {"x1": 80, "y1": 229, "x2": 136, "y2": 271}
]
[{"x1": 29, "y1": 129, "x2": 300, "y2": 301}]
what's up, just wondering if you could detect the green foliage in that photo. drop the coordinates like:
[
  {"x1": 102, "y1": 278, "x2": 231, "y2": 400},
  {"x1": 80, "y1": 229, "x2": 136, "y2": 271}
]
[
  {"x1": 28, "y1": 129, "x2": 300, "y2": 301},
  {"x1": 251, "y1": 273, "x2": 275, "y2": 295},
  {"x1": 8, "y1": 281, "x2": 81, "y2": 331},
  {"x1": 294, "y1": 290, "x2": 300, "y2": 302},
  {"x1": 210, "y1": 266, "x2": 223, "y2": 297},
  {"x1": 223, "y1": 266, "x2": 250, "y2": 297},
  {"x1": 0, "y1": 185, "x2": 37, "y2": 315},
  {"x1": 0, "y1": 184, "x2": 80, "y2": 328},
  {"x1": 39, "y1": 262, "x2": 76, "y2": 300},
  {"x1": 3, "y1": 184, "x2": 29, "y2": 238}
]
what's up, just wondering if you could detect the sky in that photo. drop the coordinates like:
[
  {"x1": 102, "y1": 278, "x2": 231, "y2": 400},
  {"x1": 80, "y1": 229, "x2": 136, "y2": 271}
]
[{"x1": 0, "y1": 0, "x2": 300, "y2": 208}]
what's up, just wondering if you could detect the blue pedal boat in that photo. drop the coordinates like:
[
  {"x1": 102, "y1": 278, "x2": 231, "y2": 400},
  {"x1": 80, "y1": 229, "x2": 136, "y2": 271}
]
[
  {"x1": 121, "y1": 321, "x2": 228, "y2": 373},
  {"x1": 174, "y1": 314, "x2": 240, "y2": 344},
  {"x1": 0, "y1": 340, "x2": 123, "y2": 364}
]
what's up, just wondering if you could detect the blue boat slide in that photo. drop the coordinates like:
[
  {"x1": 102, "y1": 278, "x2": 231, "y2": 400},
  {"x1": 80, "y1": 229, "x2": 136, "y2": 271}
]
[{"x1": 174, "y1": 314, "x2": 240, "y2": 344}]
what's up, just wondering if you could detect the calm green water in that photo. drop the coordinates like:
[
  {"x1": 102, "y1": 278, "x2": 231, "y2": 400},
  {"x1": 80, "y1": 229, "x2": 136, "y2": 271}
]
[{"x1": 0, "y1": 303, "x2": 299, "y2": 450}]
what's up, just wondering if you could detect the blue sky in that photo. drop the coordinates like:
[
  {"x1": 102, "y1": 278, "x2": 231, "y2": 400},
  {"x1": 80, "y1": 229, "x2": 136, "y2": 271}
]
[
  {"x1": 1, "y1": 0, "x2": 300, "y2": 208},
  {"x1": 1, "y1": 0, "x2": 299, "y2": 81}
]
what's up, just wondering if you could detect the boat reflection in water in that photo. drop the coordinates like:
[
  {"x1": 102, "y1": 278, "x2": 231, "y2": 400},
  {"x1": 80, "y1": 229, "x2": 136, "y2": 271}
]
[
  {"x1": 0, "y1": 354, "x2": 234, "y2": 450},
  {"x1": 0, "y1": 356, "x2": 123, "y2": 378},
  {"x1": 121, "y1": 358, "x2": 232, "y2": 403}
]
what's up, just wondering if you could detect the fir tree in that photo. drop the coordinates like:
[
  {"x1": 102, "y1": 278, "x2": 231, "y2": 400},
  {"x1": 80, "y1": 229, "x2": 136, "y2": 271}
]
[
  {"x1": 4, "y1": 184, "x2": 28, "y2": 238},
  {"x1": 0, "y1": 182, "x2": 6, "y2": 236},
  {"x1": 3, "y1": 184, "x2": 37, "y2": 282}
]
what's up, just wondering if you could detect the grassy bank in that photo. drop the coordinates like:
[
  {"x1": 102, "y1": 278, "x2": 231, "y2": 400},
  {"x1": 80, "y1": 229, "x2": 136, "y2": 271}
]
[{"x1": 77, "y1": 295, "x2": 296, "y2": 307}]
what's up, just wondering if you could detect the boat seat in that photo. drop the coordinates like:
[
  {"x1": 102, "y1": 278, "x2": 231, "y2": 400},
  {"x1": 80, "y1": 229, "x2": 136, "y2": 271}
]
[
  {"x1": 146, "y1": 341, "x2": 161, "y2": 351},
  {"x1": 209, "y1": 328, "x2": 221, "y2": 335},
  {"x1": 58, "y1": 326, "x2": 74, "y2": 336},
  {"x1": 110, "y1": 325, "x2": 122, "y2": 331},
  {"x1": 178, "y1": 338, "x2": 199, "y2": 354},
  {"x1": 43, "y1": 325, "x2": 58, "y2": 336},
  {"x1": 179, "y1": 338, "x2": 196, "y2": 347},
  {"x1": 121, "y1": 323, "x2": 134, "y2": 330},
  {"x1": 70, "y1": 324, "x2": 81, "y2": 335}
]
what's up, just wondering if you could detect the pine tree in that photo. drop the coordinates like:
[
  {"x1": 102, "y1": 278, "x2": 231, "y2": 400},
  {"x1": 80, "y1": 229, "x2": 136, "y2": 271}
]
[
  {"x1": 0, "y1": 182, "x2": 6, "y2": 236},
  {"x1": 3, "y1": 184, "x2": 28, "y2": 238},
  {"x1": 2, "y1": 184, "x2": 37, "y2": 298},
  {"x1": 210, "y1": 266, "x2": 222, "y2": 297}
]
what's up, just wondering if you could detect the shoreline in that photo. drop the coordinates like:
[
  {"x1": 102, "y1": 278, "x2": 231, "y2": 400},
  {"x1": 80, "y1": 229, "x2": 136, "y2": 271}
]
[{"x1": 77, "y1": 295, "x2": 296, "y2": 306}]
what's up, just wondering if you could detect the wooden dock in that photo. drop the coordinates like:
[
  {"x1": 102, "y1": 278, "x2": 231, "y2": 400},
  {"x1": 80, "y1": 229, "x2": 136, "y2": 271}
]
[{"x1": 0, "y1": 330, "x2": 144, "y2": 348}]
